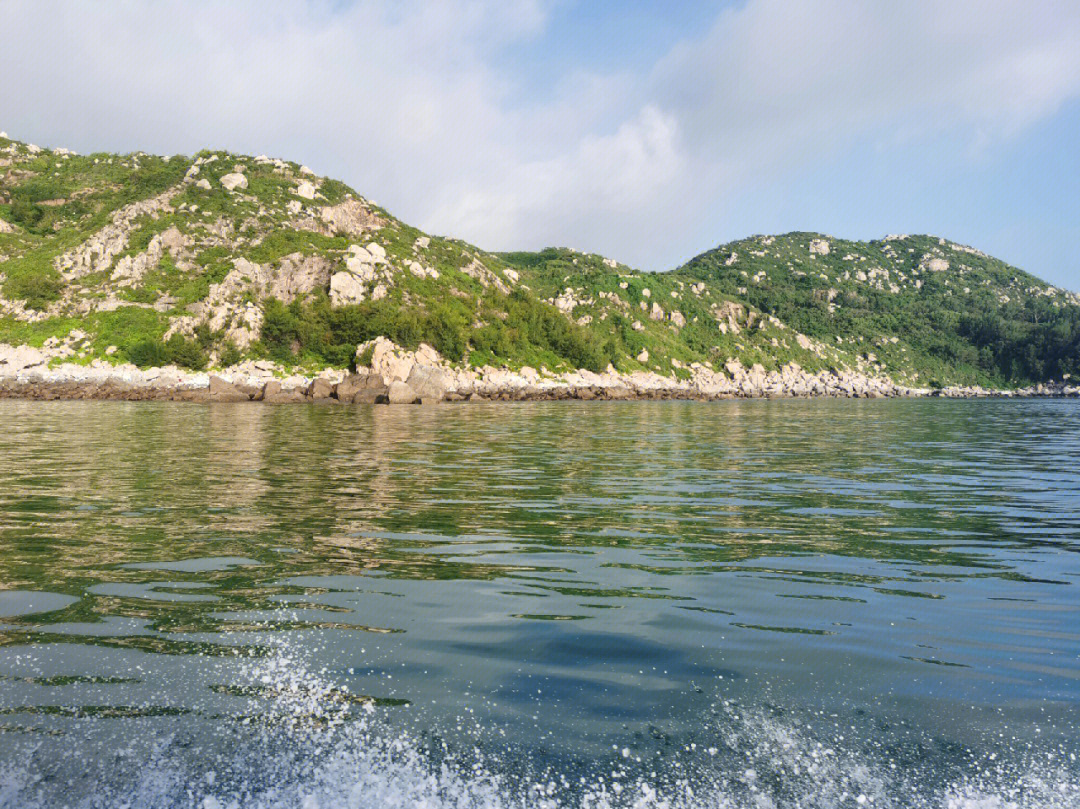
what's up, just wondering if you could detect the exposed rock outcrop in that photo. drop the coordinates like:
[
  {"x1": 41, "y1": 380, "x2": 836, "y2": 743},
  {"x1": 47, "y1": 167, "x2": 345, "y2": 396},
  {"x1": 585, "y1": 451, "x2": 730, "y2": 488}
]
[
  {"x1": 55, "y1": 186, "x2": 185, "y2": 279},
  {"x1": 307, "y1": 378, "x2": 335, "y2": 400},
  {"x1": 4, "y1": 338, "x2": 1079, "y2": 404},
  {"x1": 292, "y1": 197, "x2": 385, "y2": 238}
]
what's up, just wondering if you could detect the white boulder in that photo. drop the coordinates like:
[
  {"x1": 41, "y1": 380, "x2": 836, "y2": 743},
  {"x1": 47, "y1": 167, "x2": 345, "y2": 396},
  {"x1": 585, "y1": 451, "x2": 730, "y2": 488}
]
[
  {"x1": 330, "y1": 272, "x2": 366, "y2": 305},
  {"x1": 220, "y1": 173, "x2": 247, "y2": 191}
]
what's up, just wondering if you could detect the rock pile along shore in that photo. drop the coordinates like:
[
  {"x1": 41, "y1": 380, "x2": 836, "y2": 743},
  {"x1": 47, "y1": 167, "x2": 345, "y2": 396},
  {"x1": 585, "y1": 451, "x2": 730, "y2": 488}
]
[{"x1": 1, "y1": 338, "x2": 1077, "y2": 404}]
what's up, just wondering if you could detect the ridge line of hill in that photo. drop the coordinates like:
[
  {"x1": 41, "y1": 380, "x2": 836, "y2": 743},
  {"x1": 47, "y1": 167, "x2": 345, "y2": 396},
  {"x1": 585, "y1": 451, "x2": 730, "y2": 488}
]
[{"x1": 1, "y1": 132, "x2": 1078, "y2": 396}]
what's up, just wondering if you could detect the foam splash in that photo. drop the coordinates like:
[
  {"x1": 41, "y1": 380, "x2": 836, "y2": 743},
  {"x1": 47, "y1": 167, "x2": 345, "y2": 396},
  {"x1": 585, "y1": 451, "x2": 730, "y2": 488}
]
[{"x1": 1, "y1": 644, "x2": 1076, "y2": 809}]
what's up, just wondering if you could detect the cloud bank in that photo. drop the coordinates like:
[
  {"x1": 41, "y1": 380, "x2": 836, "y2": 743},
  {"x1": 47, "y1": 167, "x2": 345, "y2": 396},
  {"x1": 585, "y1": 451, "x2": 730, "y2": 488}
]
[{"x1": 4, "y1": 0, "x2": 1078, "y2": 273}]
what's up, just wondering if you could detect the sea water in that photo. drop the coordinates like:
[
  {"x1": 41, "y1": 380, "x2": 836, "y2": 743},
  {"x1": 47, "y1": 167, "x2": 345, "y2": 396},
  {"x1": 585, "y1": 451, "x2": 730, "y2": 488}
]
[{"x1": 0, "y1": 399, "x2": 1077, "y2": 807}]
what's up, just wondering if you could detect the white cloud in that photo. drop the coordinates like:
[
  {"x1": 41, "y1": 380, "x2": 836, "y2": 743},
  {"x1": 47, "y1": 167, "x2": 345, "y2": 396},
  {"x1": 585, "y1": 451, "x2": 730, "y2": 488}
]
[
  {"x1": 428, "y1": 105, "x2": 683, "y2": 258},
  {"x1": 2, "y1": 0, "x2": 1078, "y2": 270},
  {"x1": 651, "y1": 0, "x2": 1080, "y2": 161}
]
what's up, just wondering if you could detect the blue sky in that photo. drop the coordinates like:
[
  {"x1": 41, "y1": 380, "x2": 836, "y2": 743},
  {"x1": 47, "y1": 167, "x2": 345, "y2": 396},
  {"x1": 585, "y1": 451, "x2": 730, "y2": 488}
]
[{"x1": 4, "y1": 1, "x2": 1078, "y2": 289}]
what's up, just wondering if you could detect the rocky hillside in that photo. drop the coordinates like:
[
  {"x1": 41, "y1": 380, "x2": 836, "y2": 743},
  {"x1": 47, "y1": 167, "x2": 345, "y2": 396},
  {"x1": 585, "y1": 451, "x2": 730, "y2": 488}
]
[
  {"x1": 0, "y1": 132, "x2": 1076, "y2": 390},
  {"x1": 674, "y1": 234, "x2": 1080, "y2": 387}
]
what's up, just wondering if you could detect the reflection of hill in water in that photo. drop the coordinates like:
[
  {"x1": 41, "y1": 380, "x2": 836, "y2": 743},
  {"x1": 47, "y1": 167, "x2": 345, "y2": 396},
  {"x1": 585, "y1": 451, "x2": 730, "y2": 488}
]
[{"x1": 1, "y1": 399, "x2": 1077, "y2": 647}]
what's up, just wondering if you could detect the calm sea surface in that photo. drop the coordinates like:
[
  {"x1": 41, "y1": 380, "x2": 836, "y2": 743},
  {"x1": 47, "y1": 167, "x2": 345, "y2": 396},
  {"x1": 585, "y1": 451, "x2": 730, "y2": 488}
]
[{"x1": 0, "y1": 399, "x2": 1077, "y2": 808}]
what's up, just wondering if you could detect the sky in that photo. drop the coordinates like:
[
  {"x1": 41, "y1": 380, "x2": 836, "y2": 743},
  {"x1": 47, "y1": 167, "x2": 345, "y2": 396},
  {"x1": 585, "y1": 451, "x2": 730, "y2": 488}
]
[{"x1": 3, "y1": 0, "x2": 1079, "y2": 288}]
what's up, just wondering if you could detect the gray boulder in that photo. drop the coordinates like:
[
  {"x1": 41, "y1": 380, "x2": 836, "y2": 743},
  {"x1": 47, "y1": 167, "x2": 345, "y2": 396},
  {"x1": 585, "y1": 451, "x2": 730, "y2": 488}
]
[
  {"x1": 260, "y1": 380, "x2": 306, "y2": 403},
  {"x1": 406, "y1": 364, "x2": 454, "y2": 402},
  {"x1": 307, "y1": 378, "x2": 335, "y2": 400},
  {"x1": 388, "y1": 380, "x2": 419, "y2": 404},
  {"x1": 336, "y1": 371, "x2": 388, "y2": 403},
  {"x1": 209, "y1": 375, "x2": 250, "y2": 402}
]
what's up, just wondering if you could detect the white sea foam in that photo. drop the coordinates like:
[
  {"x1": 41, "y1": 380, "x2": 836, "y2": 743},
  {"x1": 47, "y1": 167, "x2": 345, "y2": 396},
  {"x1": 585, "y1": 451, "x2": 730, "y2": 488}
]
[{"x1": 1, "y1": 643, "x2": 1076, "y2": 809}]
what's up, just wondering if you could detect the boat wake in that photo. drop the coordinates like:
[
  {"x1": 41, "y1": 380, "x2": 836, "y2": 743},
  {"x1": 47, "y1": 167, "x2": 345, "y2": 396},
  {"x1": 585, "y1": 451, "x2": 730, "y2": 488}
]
[{"x1": 1, "y1": 643, "x2": 1076, "y2": 809}]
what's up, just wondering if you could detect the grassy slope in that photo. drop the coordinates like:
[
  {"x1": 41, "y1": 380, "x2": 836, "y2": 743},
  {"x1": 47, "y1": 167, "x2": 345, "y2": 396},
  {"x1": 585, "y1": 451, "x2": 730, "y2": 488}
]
[
  {"x1": 499, "y1": 247, "x2": 846, "y2": 379},
  {"x1": 2, "y1": 135, "x2": 1076, "y2": 385},
  {"x1": 674, "y1": 233, "x2": 1080, "y2": 387}
]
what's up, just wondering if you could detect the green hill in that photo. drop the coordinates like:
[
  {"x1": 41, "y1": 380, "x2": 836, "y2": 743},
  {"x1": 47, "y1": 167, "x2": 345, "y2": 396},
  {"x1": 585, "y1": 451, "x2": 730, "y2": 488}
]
[
  {"x1": 0, "y1": 133, "x2": 1076, "y2": 388},
  {"x1": 674, "y1": 233, "x2": 1080, "y2": 387}
]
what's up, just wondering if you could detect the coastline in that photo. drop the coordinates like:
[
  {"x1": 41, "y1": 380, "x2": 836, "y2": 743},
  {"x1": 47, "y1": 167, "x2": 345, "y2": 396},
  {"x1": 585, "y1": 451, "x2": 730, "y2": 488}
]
[{"x1": 2, "y1": 339, "x2": 1076, "y2": 403}]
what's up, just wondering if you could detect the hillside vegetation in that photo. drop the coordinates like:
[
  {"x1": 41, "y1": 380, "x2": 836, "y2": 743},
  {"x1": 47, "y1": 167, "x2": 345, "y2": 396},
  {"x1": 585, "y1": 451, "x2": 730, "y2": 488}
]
[
  {"x1": 0, "y1": 133, "x2": 1076, "y2": 388},
  {"x1": 675, "y1": 234, "x2": 1080, "y2": 387}
]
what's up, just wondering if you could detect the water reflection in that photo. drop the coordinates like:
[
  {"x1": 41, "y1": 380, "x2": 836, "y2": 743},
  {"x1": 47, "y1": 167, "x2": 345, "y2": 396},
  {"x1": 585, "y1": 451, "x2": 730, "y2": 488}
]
[{"x1": 0, "y1": 399, "x2": 1078, "y2": 805}]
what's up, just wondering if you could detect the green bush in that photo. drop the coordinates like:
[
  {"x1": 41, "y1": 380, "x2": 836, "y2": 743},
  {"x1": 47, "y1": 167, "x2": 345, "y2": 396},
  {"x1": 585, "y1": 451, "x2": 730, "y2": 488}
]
[
  {"x1": 260, "y1": 294, "x2": 444, "y2": 368},
  {"x1": 425, "y1": 304, "x2": 469, "y2": 362},
  {"x1": 500, "y1": 288, "x2": 612, "y2": 372},
  {"x1": 126, "y1": 339, "x2": 171, "y2": 368},
  {"x1": 258, "y1": 284, "x2": 614, "y2": 373},
  {"x1": 218, "y1": 341, "x2": 243, "y2": 368},
  {"x1": 167, "y1": 334, "x2": 208, "y2": 370},
  {"x1": 9, "y1": 198, "x2": 45, "y2": 230},
  {"x1": 125, "y1": 334, "x2": 207, "y2": 370},
  {"x1": 356, "y1": 343, "x2": 375, "y2": 368},
  {"x1": 470, "y1": 322, "x2": 518, "y2": 358},
  {"x1": 121, "y1": 285, "x2": 159, "y2": 304},
  {"x1": 8, "y1": 273, "x2": 63, "y2": 310}
]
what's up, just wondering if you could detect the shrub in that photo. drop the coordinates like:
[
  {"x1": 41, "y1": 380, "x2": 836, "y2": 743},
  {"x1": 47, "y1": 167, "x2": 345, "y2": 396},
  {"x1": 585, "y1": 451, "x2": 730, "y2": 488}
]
[
  {"x1": 8, "y1": 273, "x2": 63, "y2": 310},
  {"x1": 261, "y1": 298, "x2": 303, "y2": 362},
  {"x1": 500, "y1": 288, "x2": 612, "y2": 372},
  {"x1": 166, "y1": 334, "x2": 208, "y2": 370},
  {"x1": 260, "y1": 294, "x2": 454, "y2": 367},
  {"x1": 218, "y1": 341, "x2": 243, "y2": 368},
  {"x1": 9, "y1": 198, "x2": 45, "y2": 230},
  {"x1": 121, "y1": 285, "x2": 159, "y2": 304},
  {"x1": 356, "y1": 343, "x2": 375, "y2": 368},
  {"x1": 124, "y1": 334, "x2": 207, "y2": 370},
  {"x1": 126, "y1": 339, "x2": 171, "y2": 368},
  {"x1": 425, "y1": 304, "x2": 469, "y2": 362},
  {"x1": 470, "y1": 322, "x2": 518, "y2": 359}
]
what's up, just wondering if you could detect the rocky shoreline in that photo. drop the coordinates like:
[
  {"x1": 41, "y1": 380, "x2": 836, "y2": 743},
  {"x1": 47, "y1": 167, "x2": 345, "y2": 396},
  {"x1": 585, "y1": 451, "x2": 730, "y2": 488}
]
[{"x1": 1, "y1": 338, "x2": 1077, "y2": 404}]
